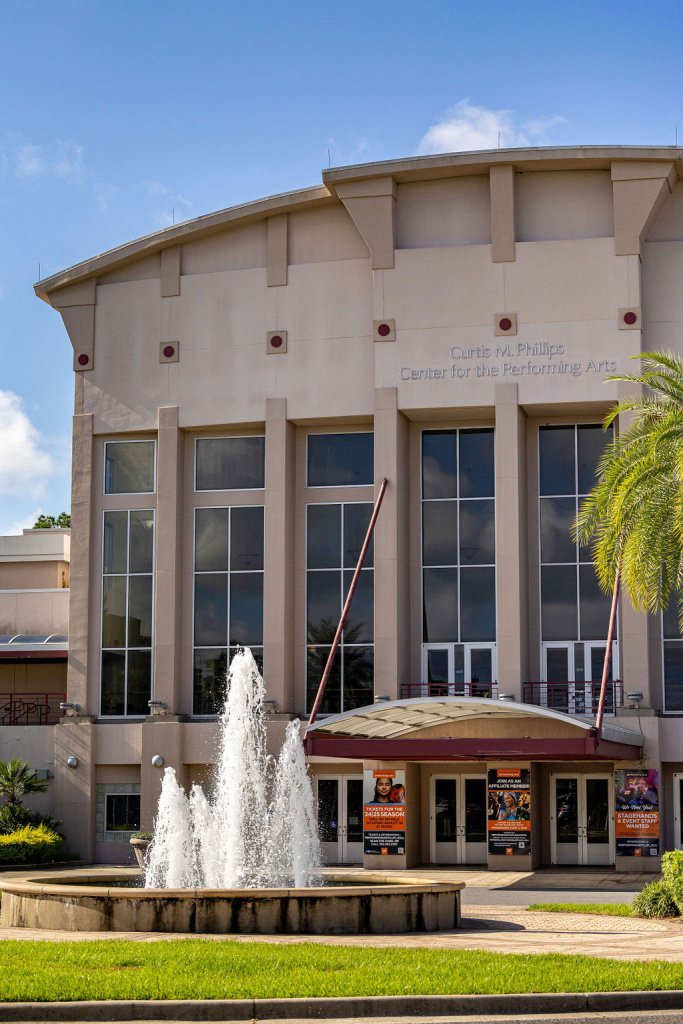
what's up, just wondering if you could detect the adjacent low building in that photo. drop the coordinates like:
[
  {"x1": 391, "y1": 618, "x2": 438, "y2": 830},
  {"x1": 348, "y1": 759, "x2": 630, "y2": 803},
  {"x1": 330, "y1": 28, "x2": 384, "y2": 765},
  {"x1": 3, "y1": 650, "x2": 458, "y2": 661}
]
[
  {"x1": 0, "y1": 528, "x2": 69, "y2": 823},
  {"x1": 29, "y1": 145, "x2": 683, "y2": 869}
]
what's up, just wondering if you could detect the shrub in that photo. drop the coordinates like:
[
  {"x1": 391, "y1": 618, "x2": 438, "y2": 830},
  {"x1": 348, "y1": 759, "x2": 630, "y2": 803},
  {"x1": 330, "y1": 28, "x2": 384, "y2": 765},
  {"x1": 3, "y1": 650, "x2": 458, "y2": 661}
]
[
  {"x1": 662, "y1": 849, "x2": 683, "y2": 913},
  {"x1": 0, "y1": 803, "x2": 62, "y2": 837},
  {"x1": 130, "y1": 832, "x2": 153, "y2": 841},
  {"x1": 0, "y1": 824, "x2": 63, "y2": 864},
  {"x1": 633, "y1": 879, "x2": 679, "y2": 918}
]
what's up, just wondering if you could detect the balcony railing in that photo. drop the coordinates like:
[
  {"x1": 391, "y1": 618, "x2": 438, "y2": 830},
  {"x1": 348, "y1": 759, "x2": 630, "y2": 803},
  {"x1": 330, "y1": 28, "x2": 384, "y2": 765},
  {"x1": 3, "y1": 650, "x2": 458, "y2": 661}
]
[
  {"x1": 523, "y1": 681, "x2": 623, "y2": 715},
  {"x1": 400, "y1": 682, "x2": 499, "y2": 700},
  {"x1": 0, "y1": 693, "x2": 66, "y2": 726}
]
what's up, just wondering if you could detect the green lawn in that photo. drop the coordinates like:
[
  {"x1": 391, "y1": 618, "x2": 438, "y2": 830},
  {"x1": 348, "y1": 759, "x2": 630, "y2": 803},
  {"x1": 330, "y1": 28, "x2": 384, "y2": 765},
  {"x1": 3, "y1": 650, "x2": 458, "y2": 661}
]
[
  {"x1": 1, "y1": 941, "x2": 683, "y2": 1000},
  {"x1": 528, "y1": 902, "x2": 634, "y2": 917}
]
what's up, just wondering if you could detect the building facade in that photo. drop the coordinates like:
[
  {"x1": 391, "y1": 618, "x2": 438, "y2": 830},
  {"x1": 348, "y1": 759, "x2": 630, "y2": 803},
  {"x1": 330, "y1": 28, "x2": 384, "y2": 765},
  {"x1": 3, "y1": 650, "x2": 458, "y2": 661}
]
[{"x1": 30, "y1": 146, "x2": 683, "y2": 869}]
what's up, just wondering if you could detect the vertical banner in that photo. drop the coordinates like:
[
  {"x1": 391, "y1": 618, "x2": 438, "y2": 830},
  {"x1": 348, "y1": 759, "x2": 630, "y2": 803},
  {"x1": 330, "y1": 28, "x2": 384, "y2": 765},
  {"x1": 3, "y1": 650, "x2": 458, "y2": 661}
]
[
  {"x1": 487, "y1": 768, "x2": 531, "y2": 856},
  {"x1": 615, "y1": 769, "x2": 659, "y2": 857},
  {"x1": 363, "y1": 769, "x2": 406, "y2": 855}
]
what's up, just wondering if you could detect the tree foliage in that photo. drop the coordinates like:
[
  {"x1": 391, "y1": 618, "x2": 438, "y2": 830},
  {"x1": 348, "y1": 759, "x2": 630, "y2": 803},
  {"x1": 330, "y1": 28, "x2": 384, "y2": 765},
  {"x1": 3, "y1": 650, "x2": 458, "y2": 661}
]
[
  {"x1": 575, "y1": 351, "x2": 683, "y2": 625},
  {"x1": 0, "y1": 758, "x2": 48, "y2": 810},
  {"x1": 33, "y1": 512, "x2": 70, "y2": 529}
]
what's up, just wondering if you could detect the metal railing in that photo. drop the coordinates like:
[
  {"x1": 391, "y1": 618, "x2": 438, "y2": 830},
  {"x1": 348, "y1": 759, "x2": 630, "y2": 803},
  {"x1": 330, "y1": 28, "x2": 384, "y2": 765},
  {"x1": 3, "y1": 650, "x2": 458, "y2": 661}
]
[
  {"x1": 523, "y1": 681, "x2": 623, "y2": 715},
  {"x1": 400, "y1": 682, "x2": 499, "y2": 700},
  {"x1": 0, "y1": 693, "x2": 66, "y2": 726}
]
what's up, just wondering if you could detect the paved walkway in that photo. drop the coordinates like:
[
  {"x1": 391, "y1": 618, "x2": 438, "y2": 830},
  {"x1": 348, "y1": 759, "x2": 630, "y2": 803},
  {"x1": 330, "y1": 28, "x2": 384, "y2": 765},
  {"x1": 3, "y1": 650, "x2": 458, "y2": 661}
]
[{"x1": 1, "y1": 865, "x2": 677, "y2": 961}]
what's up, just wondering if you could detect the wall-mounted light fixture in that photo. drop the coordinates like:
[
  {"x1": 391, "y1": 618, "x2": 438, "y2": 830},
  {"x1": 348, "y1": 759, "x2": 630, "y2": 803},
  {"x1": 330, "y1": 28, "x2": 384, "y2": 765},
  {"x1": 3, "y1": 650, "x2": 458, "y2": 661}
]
[
  {"x1": 66, "y1": 756, "x2": 79, "y2": 769},
  {"x1": 147, "y1": 700, "x2": 167, "y2": 713},
  {"x1": 263, "y1": 699, "x2": 279, "y2": 713},
  {"x1": 151, "y1": 754, "x2": 165, "y2": 768},
  {"x1": 627, "y1": 692, "x2": 644, "y2": 708},
  {"x1": 59, "y1": 702, "x2": 81, "y2": 715}
]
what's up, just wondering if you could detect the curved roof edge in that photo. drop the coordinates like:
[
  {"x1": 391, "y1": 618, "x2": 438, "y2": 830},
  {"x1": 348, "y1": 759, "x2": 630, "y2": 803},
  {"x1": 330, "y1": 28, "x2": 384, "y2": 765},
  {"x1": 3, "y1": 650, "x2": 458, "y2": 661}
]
[
  {"x1": 34, "y1": 184, "x2": 332, "y2": 302},
  {"x1": 35, "y1": 145, "x2": 683, "y2": 302},
  {"x1": 324, "y1": 144, "x2": 683, "y2": 186}
]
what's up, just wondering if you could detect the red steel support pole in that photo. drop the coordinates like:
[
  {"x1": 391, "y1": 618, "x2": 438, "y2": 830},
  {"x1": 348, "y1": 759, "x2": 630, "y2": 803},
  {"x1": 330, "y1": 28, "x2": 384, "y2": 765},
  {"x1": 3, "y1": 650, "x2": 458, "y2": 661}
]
[
  {"x1": 595, "y1": 565, "x2": 620, "y2": 736},
  {"x1": 307, "y1": 477, "x2": 388, "y2": 729}
]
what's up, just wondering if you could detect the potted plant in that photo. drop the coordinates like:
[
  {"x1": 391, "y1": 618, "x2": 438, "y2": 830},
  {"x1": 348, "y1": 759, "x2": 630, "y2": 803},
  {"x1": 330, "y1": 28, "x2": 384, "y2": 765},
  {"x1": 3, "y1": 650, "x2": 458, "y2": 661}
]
[{"x1": 130, "y1": 831, "x2": 153, "y2": 869}]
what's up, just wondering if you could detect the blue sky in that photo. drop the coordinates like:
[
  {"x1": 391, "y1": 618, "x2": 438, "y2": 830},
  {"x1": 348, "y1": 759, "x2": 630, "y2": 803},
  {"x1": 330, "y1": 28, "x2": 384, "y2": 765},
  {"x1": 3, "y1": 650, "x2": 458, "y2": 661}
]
[{"x1": 1, "y1": 0, "x2": 682, "y2": 533}]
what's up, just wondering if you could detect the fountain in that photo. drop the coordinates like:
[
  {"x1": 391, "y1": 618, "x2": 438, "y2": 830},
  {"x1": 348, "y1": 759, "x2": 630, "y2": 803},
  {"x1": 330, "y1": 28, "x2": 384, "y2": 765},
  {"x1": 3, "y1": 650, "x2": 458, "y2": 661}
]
[
  {"x1": 145, "y1": 649, "x2": 322, "y2": 890},
  {"x1": 0, "y1": 650, "x2": 463, "y2": 933}
]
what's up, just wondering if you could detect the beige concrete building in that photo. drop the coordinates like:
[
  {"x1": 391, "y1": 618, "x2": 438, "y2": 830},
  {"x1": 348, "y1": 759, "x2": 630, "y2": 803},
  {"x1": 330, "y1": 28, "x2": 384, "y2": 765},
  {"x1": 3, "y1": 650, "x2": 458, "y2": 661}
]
[{"x1": 29, "y1": 145, "x2": 683, "y2": 869}]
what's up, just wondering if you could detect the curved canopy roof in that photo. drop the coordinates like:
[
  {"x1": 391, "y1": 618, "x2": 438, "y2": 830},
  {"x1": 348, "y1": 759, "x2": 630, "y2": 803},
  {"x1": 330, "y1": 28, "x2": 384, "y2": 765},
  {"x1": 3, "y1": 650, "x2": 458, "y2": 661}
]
[{"x1": 305, "y1": 697, "x2": 641, "y2": 761}]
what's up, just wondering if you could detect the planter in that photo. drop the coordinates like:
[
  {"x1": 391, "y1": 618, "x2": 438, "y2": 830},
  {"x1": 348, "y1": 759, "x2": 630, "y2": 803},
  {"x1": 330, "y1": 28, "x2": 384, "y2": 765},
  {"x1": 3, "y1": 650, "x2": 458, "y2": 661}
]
[{"x1": 129, "y1": 836, "x2": 151, "y2": 869}]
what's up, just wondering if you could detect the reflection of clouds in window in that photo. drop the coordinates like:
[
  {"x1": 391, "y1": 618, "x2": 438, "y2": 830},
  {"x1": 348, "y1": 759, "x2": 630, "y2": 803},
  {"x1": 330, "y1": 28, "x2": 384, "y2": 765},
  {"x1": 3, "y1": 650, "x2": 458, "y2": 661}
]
[
  {"x1": 540, "y1": 497, "x2": 575, "y2": 563},
  {"x1": 422, "y1": 453, "x2": 457, "y2": 499},
  {"x1": 307, "y1": 434, "x2": 373, "y2": 487},
  {"x1": 459, "y1": 500, "x2": 495, "y2": 564}
]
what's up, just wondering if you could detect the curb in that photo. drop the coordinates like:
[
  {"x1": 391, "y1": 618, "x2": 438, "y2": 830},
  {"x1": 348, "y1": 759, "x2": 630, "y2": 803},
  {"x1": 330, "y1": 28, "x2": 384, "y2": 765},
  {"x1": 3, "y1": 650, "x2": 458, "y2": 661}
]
[{"x1": 3, "y1": 991, "x2": 683, "y2": 1020}]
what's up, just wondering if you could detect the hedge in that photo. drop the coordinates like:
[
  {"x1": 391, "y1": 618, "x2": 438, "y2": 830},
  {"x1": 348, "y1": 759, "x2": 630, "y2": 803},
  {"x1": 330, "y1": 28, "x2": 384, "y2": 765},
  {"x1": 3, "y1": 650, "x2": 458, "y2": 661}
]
[{"x1": 0, "y1": 824, "x2": 63, "y2": 863}]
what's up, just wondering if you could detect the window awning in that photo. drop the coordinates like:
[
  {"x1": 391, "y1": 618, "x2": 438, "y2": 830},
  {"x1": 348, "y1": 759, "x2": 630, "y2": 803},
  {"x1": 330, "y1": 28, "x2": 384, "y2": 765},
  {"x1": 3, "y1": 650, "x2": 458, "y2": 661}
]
[
  {"x1": 304, "y1": 697, "x2": 642, "y2": 761},
  {"x1": 0, "y1": 635, "x2": 68, "y2": 661}
]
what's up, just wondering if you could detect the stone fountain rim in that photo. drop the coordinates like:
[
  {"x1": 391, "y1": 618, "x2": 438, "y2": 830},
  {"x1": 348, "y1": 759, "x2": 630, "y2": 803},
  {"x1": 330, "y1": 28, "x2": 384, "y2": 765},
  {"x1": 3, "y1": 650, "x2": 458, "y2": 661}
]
[{"x1": 0, "y1": 869, "x2": 465, "y2": 901}]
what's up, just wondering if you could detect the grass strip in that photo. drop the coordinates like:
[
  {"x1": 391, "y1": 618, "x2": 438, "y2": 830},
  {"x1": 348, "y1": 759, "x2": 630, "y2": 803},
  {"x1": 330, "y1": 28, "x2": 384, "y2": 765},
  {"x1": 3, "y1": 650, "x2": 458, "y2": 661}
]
[
  {"x1": 0, "y1": 940, "x2": 682, "y2": 1000},
  {"x1": 527, "y1": 902, "x2": 634, "y2": 917}
]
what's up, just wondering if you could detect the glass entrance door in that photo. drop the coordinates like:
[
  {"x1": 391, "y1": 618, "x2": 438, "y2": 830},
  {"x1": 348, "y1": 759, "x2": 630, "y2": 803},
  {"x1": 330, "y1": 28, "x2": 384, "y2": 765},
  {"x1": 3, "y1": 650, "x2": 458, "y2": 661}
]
[
  {"x1": 551, "y1": 774, "x2": 613, "y2": 866},
  {"x1": 430, "y1": 775, "x2": 487, "y2": 864},
  {"x1": 542, "y1": 643, "x2": 618, "y2": 714},
  {"x1": 316, "y1": 776, "x2": 363, "y2": 864},
  {"x1": 422, "y1": 644, "x2": 497, "y2": 697}
]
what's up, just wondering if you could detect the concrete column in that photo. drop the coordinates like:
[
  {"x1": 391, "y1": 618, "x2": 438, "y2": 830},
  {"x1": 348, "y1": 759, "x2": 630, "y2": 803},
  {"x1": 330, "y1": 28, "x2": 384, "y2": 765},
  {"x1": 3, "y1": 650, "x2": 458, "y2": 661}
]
[
  {"x1": 263, "y1": 398, "x2": 296, "y2": 713},
  {"x1": 53, "y1": 719, "x2": 96, "y2": 860},
  {"x1": 68, "y1": 413, "x2": 94, "y2": 713},
  {"x1": 153, "y1": 406, "x2": 184, "y2": 713},
  {"x1": 373, "y1": 388, "x2": 410, "y2": 701},
  {"x1": 494, "y1": 383, "x2": 528, "y2": 697}
]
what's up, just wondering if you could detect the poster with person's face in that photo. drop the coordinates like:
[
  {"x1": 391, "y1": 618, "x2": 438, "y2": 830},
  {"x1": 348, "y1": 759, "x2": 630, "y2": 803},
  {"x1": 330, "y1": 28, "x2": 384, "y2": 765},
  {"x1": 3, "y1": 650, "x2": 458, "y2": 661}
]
[
  {"x1": 487, "y1": 768, "x2": 531, "y2": 856},
  {"x1": 615, "y1": 769, "x2": 659, "y2": 857},
  {"x1": 363, "y1": 769, "x2": 406, "y2": 855}
]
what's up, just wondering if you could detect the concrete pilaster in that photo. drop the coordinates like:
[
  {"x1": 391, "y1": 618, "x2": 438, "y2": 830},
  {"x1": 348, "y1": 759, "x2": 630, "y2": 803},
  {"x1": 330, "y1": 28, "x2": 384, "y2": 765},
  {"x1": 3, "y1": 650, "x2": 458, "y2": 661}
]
[
  {"x1": 263, "y1": 398, "x2": 296, "y2": 713},
  {"x1": 153, "y1": 406, "x2": 184, "y2": 713},
  {"x1": 494, "y1": 383, "x2": 528, "y2": 696},
  {"x1": 68, "y1": 413, "x2": 94, "y2": 712},
  {"x1": 373, "y1": 388, "x2": 410, "y2": 701}
]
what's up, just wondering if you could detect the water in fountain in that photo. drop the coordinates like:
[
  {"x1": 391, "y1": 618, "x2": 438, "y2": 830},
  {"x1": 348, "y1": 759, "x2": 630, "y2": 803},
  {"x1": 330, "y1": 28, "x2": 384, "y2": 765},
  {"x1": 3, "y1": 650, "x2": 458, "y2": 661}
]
[{"x1": 144, "y1": 648, "x2": 322, "y2": 888}]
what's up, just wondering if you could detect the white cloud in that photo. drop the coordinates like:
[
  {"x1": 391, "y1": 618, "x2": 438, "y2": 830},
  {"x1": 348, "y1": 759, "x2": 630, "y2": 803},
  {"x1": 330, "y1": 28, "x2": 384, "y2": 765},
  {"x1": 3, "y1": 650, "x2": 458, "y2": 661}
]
[
  {"x1": 53, "y1": 140, "x2": 85, "y2": 182},
  {"x1": 16, "y1": 143, "x2": 44, "y2": 177},
  {"x1": 3, "y1": 509, "x2": 41, "y2": 536},
  {"x1": 141, "y1": 180, "x2": 193, "y2": 228},
  {"x1": 417, "y1": 100, "x2": 565, "y2": 155},
  {"x1": 0, "y1": 390, "x2": 54, "y2": 499}
]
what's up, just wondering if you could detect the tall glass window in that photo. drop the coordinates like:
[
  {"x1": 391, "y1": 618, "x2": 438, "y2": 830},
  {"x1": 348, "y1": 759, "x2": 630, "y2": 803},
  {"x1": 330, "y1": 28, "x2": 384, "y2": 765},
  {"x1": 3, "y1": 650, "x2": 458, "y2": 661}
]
[
  {"x1": 307, "y1": 433, "x2": 374, "y2": 487},
  {"x1": 195, "y1": 437, "x2": 265, "y2": 491},
  {"x1": 663, "y1": 602, "x2": 683, "y2": 712},
  {"x1": 101, "y1": 510, "x2": 154, "y2": 716},
  {"x1": 421, "y1": 429, "x2": 496, "y2": 645},
  {"x1": 539, "y1": 425, "x2": 613, "y2": 664},
  {"x1": 104, "y1": 441, "x2": 155, "y2": 494},
  {"x1": 193, "y1": 506, "x2": 264, "y2": 715},
  {"x1": 306, "y1": 502, "x2": 374, "y2": 714}
]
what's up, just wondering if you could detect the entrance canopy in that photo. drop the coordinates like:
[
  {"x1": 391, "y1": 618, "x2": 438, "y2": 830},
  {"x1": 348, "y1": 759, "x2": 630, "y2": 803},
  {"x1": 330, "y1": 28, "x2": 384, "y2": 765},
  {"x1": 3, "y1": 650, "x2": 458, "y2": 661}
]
[{"x1": 304, "y1": 697, "x2": 642, "y2": 761}]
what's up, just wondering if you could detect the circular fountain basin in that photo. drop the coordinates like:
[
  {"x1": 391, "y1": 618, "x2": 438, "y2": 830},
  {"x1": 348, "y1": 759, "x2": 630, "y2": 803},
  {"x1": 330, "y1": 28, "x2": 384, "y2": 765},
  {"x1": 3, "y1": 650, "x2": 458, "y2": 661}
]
[{"x1": 0, "y1": 869, "x2": 463, "y2": 934}]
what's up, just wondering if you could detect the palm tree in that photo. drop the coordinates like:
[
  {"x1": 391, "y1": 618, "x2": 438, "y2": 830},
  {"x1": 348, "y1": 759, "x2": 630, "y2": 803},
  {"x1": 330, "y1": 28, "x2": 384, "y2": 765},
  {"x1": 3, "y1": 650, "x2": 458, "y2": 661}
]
[
  {"x1": 575, "y1": 351, "x2": 683, "y2": 622},
  {"x1": 575, "y1": 351, "x2": 683, "y2": 726},
  {"x1": 0, "y1": 758, "x2": 48, "y2": 811}
]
